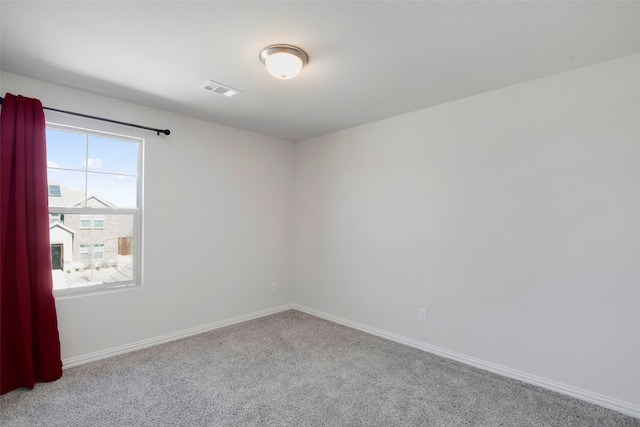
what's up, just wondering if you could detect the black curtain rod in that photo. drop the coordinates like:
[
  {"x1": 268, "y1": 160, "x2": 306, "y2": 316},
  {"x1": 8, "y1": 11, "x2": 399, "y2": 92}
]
[{"x1": 0, "y1": 96, "x2": 170, "y2": 136}]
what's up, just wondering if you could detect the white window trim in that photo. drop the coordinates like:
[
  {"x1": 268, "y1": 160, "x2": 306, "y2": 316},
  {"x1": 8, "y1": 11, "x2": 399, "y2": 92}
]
[{"x1": 47, "y1": 122, "x2": 144, "y2": 297}]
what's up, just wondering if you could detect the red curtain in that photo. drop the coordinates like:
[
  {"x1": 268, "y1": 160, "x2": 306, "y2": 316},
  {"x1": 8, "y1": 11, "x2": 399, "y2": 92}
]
[{"x1": 1, "y1": 93, "x2": 62, "y2": 394}]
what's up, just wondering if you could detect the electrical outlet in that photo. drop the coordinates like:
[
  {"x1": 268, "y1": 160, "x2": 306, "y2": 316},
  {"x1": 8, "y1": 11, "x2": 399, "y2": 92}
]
[
  {"x1": 271, "y1": 283, "x2": 277, "y2": 293},
  {"x1": 418, "y1": 307, "x2": 427, "y2": 322}
]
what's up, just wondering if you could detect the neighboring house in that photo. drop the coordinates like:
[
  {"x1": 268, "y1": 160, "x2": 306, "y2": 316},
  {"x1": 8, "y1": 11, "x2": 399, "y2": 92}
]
[{"x1": 48, "y1": 183, "x2": 132, "y2": 271}]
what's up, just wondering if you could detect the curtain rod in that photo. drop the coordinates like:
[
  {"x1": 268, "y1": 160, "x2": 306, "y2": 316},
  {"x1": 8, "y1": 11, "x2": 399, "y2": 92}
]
[{"x1": 0, "y1": 96, "x2": 171, "y2": 136}]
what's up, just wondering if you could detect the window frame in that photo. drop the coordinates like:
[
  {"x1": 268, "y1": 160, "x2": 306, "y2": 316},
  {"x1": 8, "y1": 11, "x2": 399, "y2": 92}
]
[{"x1": 46, "y1": 122, "x2": 144, "y2": 297}]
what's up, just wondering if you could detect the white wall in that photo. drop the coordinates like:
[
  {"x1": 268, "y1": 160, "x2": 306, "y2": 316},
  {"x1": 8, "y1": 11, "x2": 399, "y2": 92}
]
[
  {"x1": 1, "y1": 72, "x2": 294, "y2": 361},
  {"x1": 293, "y1": 54, "x2": 640, "y2": 406}
]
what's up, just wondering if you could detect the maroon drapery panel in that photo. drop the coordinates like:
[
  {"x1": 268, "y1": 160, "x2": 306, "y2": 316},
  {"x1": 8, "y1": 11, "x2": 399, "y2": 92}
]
[{"x1": 0, "y1": 93, "x2": 62, "y2": 394}]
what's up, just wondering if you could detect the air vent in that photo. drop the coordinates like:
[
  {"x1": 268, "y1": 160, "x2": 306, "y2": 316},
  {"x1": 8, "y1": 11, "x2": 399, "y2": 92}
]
[{"x1": 200, "y1": 80, "x2": 242, "y2": 97}]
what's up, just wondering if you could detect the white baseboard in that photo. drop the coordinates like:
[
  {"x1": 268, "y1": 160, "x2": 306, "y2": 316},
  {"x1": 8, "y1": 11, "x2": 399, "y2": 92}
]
[
  {"x1": 62, "y1": 304, "x2": 294, "y2": 369},
  {"x1": 292, "y1": 304, "x2": 640, "y2": 419}
]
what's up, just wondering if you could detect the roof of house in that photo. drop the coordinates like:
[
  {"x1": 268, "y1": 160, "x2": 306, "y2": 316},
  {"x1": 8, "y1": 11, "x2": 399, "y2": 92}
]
[
  {"x1": 49, "y1": 221, "x2": 75, "y2": 235},
  {"x1": 49, "y1": 183, "x2": 117, "y2": 209}
]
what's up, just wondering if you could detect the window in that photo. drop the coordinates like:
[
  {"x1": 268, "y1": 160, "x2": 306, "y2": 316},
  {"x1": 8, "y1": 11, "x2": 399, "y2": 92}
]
[
  {"x1": 78, "y1": 215, "x2": 105, "y2": 229},
  {"x1": 48, "y1": 184, "x2": 61, "y2": 197},
  {"x1": 93, "y1": 217, "x2": 105, "y2": 229},
  {"x1": 79, "y1": 245, "x2": 90, "y2": 261},
  {"x1": 93, "y1": 244, "x2": 104, "y2": 260},
  {"x1": 46, "y1": 124, "x2": 143, "y2": 295}
]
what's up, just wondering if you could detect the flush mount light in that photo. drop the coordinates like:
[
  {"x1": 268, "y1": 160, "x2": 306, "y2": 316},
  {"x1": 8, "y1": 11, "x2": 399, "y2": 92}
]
[{"x1": 259, "y1": 44, "x2": 309, "y2": 80}]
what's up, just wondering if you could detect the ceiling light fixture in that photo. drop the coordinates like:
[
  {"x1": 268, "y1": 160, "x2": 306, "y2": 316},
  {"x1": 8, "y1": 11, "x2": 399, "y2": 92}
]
[{"x1": 259, "y1": 44, "x2": 309, "y2": 80}]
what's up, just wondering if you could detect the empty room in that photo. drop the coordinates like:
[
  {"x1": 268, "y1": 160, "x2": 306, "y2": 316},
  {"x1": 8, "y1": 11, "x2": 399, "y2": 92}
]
[{"x1": 1, "y1": 1, "x2": 638, "y2": 425}]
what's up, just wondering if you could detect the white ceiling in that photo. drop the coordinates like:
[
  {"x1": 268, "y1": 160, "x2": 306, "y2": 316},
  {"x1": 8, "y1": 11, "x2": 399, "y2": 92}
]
[{"x1": 1, "y1": 1, "x2": 639, "y2": 142}]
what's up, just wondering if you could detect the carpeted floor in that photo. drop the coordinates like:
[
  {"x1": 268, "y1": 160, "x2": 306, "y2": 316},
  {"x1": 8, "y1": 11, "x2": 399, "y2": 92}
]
[{"x1": 1, "y1": 310, "x2": 638, "y2": 426}]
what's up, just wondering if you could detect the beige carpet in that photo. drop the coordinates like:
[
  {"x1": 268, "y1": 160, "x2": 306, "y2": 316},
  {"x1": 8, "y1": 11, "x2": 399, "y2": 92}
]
[{"x1": 1, "y1": 310, "x2": 638, "y2": 426}]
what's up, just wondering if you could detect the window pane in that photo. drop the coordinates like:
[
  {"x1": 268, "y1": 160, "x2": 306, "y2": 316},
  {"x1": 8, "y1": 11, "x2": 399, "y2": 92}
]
[
  {"x1": 49, "y1": 214, "x2": 135, "y2": 290},
  {"x1": 88, "y1": 136, "x2": 138, "y2": 175},
  {"x1": 87, "y1": 172, "x2": 137, "y2": 208},
  {"x1": 46, "y1": 129, "x2": 86, "y2": 171}
]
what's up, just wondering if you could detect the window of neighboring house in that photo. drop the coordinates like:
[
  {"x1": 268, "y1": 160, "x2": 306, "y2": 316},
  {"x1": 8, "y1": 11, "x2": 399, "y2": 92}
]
[
  {"x1": 93, "y1": 217, "x2": 105, "y2": 229},
  {"x1": 78, "y1": 215, "x2": 105, "y2": 229},
  {"x1": 93, "y1": 244, "x2": 104, "y2": 260},
  {"x1": 80, "y1": 216, "x2": 91, "y2": 229},
  {"x1": 48, "y1": 184, "x2": 61, "y2": 197},
  {"x1": 79, "y1": 245, "x2": 90, "y2": 261},
  {"x1": 46, "y1": 123, "x2": 143, "y2": 296}
]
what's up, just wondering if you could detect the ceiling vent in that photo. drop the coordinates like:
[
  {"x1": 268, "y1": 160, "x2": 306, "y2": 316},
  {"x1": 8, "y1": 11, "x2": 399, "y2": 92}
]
[{"x1": 200, "y1": 80, "x2": 242, "y2": 97}]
